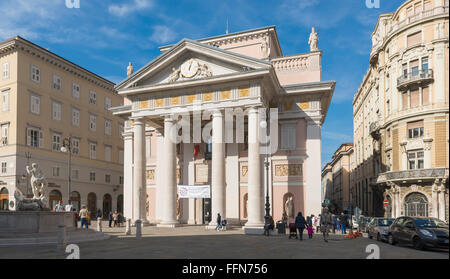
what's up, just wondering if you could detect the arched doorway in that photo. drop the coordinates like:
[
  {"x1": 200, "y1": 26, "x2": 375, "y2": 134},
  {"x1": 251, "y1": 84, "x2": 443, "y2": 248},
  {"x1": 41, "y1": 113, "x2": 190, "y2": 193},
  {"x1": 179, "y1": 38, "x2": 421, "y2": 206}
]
[
  {"x1": 103, "y1": 194, "x2": 112, "y2": 218},
  {"x1": 0, "y1": 187, "x2": 9, "y2": 210},
  {"x1": 70, "y1": 191, "x2": 81, "y2": 212},
  {"x1": 404, "y1": 192, "x2": 428, "y2": 217},
  {"x1": 385, "y1": 195, "x2": 392, "y2": 218},
  {"x1": 117, "y1": 194, "x2": 123, "y2": 214},
  {"x1": 49, "y1": 190, "x2": 62, "y2": 210},
  {"x1": 87, "y1": 192, "x2": 97, "y2": 216}
]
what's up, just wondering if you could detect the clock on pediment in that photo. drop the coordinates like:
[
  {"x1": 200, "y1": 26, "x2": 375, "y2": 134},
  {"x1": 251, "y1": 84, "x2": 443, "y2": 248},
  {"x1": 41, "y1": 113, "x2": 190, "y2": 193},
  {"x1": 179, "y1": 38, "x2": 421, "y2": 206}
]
[
  {"x1": 168, "y1": 58, "x2": 212, "y2": 83},
  {"x1": 180, "y1": 58, "x2": 200, "y2": 78}
]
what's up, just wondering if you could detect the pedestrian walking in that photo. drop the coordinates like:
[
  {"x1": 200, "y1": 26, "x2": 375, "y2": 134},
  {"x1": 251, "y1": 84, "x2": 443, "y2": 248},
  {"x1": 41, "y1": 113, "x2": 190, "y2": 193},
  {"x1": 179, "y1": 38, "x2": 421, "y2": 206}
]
[
  {"x1": 215, "y1": 213, "x2": 222, "y2": 231},
  {"x1": 339, "y1": 212, "x2": 347, "y2": 234},
  {"x1": 264, "y1": 216, "x2": 274, "y2": 236},
  {"x1": 307, "y1": 224, "x2": 314, "y2": 239},
  {"x1": 113, "y1": 211, "x2": 119, "y2": 227},
  {"x1": 332, "y1": 214, "x2": 337, "y2": 234},
  {"x1": 320, "y1": 207, "x2": 332, "y2": 242},
  {"x1": 306, "y1": 215, "x2": 312, "y2": 227},
  {"x1": 316, "y1": 214, "x2": 321, "y2": 233},
  {"x1": 108, "y1": 211, "x2": 113, "y2": 227},
  {"x1": 117, "y1": 212, "x2": 123, "y2": 227},
  {"x1": 295, "y1": 212, "x2": 307, "y2": 240},
  {"x1": 79, "y1": 206, "x2": 89, "y2": 229},
  {"x1": 73, "y1": 208, "x2": 79, "y2": 228}
]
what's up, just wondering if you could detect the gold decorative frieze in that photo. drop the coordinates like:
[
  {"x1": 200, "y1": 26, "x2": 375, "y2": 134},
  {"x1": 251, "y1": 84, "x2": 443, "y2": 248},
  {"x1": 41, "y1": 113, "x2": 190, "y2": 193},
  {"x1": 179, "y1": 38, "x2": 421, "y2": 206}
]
[
  {"x1": 239, "y1": 87, "x2": 250, "y2": 98},
  {"x1": 170, "y1": 96, "x2": 181, "y2": 105},
  {"x1": 275, "y1": 164, "x2": 303, "y2": 176},
  {"x1": 220, "y1": 90, "x2": 231, "y2": 100},
  {"x1": 298, "y1": 102, "x2": 310, "y2": 110},
  {"x1": 146, "y1": 169, "x2": 155, "y2": 180},
  {"x1": 185, "y1": 94, "x2": 197, "y2": 104},
  {"x1": 155, "y1": 98, "x2": 164, "y2": 108},
  {"x1": 203, "y1": 92, "x2": 214, "y2": 102},
  {"x1": 139, "y1": 100, "x2": 149, "y2": 109},
  {"x1": 241, "y1": 166, "x2": 248, "y2": 177}
]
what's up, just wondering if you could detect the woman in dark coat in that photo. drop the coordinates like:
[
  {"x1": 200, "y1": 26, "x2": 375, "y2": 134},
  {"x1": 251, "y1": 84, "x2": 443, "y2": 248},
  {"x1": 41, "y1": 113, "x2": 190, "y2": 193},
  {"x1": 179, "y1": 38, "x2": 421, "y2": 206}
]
[{"x1": 295, "y1": 212, "x2": 307, "y2": 240}]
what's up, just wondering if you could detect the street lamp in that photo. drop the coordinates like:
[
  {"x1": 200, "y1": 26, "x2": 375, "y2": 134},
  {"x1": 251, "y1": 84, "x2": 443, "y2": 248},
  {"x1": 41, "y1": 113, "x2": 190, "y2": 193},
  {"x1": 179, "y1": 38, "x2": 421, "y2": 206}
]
[
  {"x1": 260, "y1": 112, "x2": 271, "y2": 228},
  {"x1": 25, "y1": 152, "x2": 32, "y2": 197},
  {"x1": 60, "y1": 137, "x2": 72, "y2": 206}
]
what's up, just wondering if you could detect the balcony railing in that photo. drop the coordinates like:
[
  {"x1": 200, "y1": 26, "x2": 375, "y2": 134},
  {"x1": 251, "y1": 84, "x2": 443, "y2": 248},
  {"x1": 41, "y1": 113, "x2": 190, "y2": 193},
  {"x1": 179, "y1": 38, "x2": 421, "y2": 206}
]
[
  {"x1": 376, "y1": 167, "x2": 449, "y2": 184},
  {"x1": 389, "y1": 6, "x2": 449, "y2": 34},
  {"x1": 397, "y1": 69, "x2": 433, "y2": 90}
]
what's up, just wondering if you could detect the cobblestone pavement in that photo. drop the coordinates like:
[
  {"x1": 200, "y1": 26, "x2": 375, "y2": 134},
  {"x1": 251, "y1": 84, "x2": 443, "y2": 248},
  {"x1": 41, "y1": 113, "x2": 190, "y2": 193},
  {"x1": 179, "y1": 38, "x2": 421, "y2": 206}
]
[{"x1": 1, "y1": 222, "x2": 448, "y2": 259}]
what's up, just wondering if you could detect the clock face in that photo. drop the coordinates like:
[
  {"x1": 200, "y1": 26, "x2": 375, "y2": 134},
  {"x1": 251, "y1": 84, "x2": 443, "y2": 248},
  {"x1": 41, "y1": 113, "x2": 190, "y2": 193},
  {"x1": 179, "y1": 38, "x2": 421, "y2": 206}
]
[{"x1": 180, "y1": 59, "x2": 200, "y2": 78}]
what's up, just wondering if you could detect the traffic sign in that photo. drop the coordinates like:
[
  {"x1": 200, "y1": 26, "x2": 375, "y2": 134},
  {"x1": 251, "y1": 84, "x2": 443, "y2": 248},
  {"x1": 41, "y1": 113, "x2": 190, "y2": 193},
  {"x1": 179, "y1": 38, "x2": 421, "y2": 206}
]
[{"x1": 383, "y1": 200, "x2": 389, "y2": 206}]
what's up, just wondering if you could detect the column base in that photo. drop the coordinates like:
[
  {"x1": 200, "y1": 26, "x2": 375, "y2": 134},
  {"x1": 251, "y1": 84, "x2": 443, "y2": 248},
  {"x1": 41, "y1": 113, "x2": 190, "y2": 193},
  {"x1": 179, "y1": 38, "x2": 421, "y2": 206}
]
[
  {"x1": 157, "y1": 221, "x2": 179, "y2": 228},
  {"x1": 187, "y1": 219, "x2": 196, "y2": 225},
  {"x1": 243, "y1": 227, "x2": 265, "y2": 235}
]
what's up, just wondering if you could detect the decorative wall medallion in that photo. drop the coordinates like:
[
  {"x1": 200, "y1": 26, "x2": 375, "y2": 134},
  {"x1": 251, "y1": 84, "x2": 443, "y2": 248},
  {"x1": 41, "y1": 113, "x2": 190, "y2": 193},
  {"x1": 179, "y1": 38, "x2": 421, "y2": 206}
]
[
  {"x1": 203, "y1": 92, "x2": 214, "y2": 102},
  {"x1": 154, "y1": 98, "x2": 164, "y2": 108},
  {"x1": 241, "y1": 166, "x2": 248, "y2": 177},
  {"x1": 275, "y1": 164, "x2": 303, "y2": 176},
  {"x1": 146, "y1": 169, "x2": 155, "y2": 181}
]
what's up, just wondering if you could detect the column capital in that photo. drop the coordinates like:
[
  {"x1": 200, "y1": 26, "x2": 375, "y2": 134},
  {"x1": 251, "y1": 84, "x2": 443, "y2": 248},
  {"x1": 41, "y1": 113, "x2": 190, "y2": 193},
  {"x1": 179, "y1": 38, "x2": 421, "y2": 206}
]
[
  {"x1": 130, "y1": 117, "x2": 145, "y2": 125},
  {"x1": 122, "y1": 131, "x2": 133, "y2": 140}
]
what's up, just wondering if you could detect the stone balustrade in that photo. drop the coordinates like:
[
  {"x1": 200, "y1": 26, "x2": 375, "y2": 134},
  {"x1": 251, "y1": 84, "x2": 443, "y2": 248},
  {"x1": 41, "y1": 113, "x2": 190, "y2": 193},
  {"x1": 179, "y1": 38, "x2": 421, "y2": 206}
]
[{"x1": 272, "y1": 55, "x2": 309, "y2": 71}]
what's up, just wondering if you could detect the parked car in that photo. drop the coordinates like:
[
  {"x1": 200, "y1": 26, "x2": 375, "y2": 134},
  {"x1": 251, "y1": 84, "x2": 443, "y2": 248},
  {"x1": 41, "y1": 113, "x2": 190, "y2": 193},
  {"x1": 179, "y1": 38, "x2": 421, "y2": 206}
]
[
  {"x1": 368, "y1": 218, "x2": 395, "y2": 241},
  {"x1": 388, "y1": 217, "x2": 449, "y2": 250},
  {"x1": 359, "y1": 217, "x2": 373, "y2": 233},
  {"x1": 352, "y1": 215, "x2": 360, "y2": 230}
]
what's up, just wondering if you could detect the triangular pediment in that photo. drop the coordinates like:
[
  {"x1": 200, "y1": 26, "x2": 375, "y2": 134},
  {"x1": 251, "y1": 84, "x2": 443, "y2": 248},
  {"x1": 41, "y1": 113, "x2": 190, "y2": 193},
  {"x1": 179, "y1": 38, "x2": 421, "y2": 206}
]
[{"x1": 116, "y1": 39, "x2": 272, "y2": 90}]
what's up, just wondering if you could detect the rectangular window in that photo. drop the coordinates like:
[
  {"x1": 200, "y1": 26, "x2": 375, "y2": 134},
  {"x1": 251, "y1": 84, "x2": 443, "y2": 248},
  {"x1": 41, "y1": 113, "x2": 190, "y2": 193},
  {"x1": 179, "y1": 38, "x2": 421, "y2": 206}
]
[
  {"x1": 89, "y1": 114, "x2": 96, "y2": 131},
  {"x1": 52, "y1": 133, "x2": 61, "y2": 151},
  {"x1": 402, "y1": 64, "x2": 408, "y2": 78},
  {"x1": 72, "y1": 108, "x2": 80, "y2": 126},
  {"x1": 27, "y1": 127, "x2": 43, "y2": 148},
  {"x1": 52, "y1": 167, "x2": 60, "y2": 177},
  {"x1": 281, "y1": 123, "x2": 296, "y2": 150},
  {"x1": 72, "y1": 83, "x2": 80, "y2": 99},
  {"x1": 402, "y1": 92, "x2": 409, "y2": 110},
  {"x1": 410, "y1": 88, "x2": 420, "y2": 108},
  {"x1": 407, "y1": 121, "x2": 424, "y2": 139},
  {"x1": 408, "y1": 151, "x2": 424, "y2": 170},
  {"x1": 30, "y1": 65, "x2": 40, "y2": 83},
  {"x1": 407, "y1": 32, "x2": 421, "y2": 47},
  {"x1": 1, "y1": 162, "x2": 6, "y2": 173},
  {"x1": 2, "y1": 62, "x2": 9, "y2": 80},
  {"x1": 52, "y1": 101, "x2": 62, "y2": 121},
  {"x1": 89, "y1": 142, "x2": 97, "y2": 159},
  {"x1": 1, "y1": 123, "x2": 9, "y2": 146},
  {"x1": 118, "y1": 149, "x2": 124, "y2": 164},
  {"x1": 421, "y1": 57, "x2": 428, "y2": 72},
  {"x1": 410, "y1": 60, "x2": 419, "y2": 77},
  {"x1": 424, "y1": 1, "x2": 432, "y2": 11},
  {"x1": 104, "y1": 119, "x2": 112, "y2": 135},
  {"x1": 119, "y1": 176, "x2": 124, "y2": 185},
  {"x1": 105, "y1": 97, "x2": 112, "y2": 110},
  {"x1": 105, "y1": 174, "x2": 111, "y2": 183},
  {"x1": 52, "y1": 74, "x2": 62, "y2": 91},
  {"x1": 71, "y1": 138, "x2": 80, "y2": 155},
  {"x1": 1, "y1": 90, "x2": 9, "y2": 112},
  {"x1": 422, "y1": 86, "x2": 429, "y2": 105},
  {"x1": 89, "y1": 172, "x2": 96, "y2": 182},
  {"x1": 89, "y1": 91, "x2": 97, "y2": 105},
  {"x1": 72, "y1": 169, "x2": 79, "y2": 180},
  {"x1": 105, "y1": 145, "x2": 112, "y2": 162},
  {"x1": 30, "y1": 94, "x2": 40, "y2": 115}
]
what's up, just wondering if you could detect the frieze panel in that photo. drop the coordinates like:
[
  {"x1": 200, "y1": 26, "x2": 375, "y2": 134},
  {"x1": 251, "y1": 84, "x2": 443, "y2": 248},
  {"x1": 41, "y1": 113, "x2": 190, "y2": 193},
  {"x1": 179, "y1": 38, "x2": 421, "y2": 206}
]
[{"x1": 275, "y1": 164, "x2": 303, "y2": 177}]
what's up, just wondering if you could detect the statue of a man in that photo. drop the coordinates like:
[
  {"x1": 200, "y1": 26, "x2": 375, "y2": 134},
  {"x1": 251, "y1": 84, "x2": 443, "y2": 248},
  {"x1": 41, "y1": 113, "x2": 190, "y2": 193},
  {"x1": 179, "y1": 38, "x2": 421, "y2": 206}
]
[
  {"x1": 127, "y1": 62, "x2": 134, "y2": 76},
  {"x1": 261, "y1": 36, "x2": 270, "y2": 59},
  {"x1": 26, "y1": 163, "x2": 48, "y2": 201},
  {"x1": 308, "y1": 27, "x2": 319, "y2": 52},
  {"x1": 168, "y1": 67, "x2": 181, "y2": 83},
  {"x1": 285, "y1": 196, "x2": 294, "y2": 218}
]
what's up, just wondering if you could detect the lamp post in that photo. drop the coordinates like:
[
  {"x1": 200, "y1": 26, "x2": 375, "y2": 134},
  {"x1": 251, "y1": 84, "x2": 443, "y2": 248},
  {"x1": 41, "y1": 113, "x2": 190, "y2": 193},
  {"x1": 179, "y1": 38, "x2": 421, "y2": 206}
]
[
  {"x1": 61, "y1": 137, "x2": 72, "y2": 205},
  {"x1": 260, "y1": 110, "x2": 271, "y2": 227},
  {"x1": 25, "y1": 152, "x2": 31, "y2": 197}
]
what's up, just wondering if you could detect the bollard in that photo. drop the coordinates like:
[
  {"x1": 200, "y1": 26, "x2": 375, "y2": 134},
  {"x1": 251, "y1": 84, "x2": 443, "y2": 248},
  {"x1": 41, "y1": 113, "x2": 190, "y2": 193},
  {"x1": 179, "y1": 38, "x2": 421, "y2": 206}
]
[
  {"x1": 97, "y1": 217, "x2": 102, "y2": 232},
  {"x1": 125, "y1": 218, "x2": 131, "y2": 235},
  {"x1": 57, "y1": 224, "x2": 67, "y2": 251},
  {"x1": 135, "y1": 219, "x2": 142, "y2": 238}
]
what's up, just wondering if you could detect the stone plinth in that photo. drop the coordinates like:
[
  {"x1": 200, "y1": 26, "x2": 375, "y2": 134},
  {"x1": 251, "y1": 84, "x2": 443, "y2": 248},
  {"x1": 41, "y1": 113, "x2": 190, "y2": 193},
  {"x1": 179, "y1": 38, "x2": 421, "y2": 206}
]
[{"x1": 0, "y1": 211, "x2": 75, "y2": 235}]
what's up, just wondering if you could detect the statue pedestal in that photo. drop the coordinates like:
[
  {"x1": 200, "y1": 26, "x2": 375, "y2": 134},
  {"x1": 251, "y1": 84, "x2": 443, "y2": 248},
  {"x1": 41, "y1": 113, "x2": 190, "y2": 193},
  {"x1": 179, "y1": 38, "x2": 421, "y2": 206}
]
[{"x1": 0, "y1": 211, "x2": 75, "y2": 235}]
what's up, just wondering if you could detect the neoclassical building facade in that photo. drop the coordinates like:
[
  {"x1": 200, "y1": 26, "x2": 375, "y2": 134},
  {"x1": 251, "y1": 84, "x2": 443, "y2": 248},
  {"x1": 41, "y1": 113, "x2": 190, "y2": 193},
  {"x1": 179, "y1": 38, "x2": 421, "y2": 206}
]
[
  {"x1": 352, "y1": 0, "x2": 449, "y2": 220},
  {"x1": 112, "y1": 26, "x2": 335, "y2": 229}
]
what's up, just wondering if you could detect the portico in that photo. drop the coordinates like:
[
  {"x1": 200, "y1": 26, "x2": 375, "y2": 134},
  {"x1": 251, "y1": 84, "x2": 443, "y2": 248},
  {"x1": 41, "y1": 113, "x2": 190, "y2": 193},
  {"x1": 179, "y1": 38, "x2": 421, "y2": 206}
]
[{"x1": 111, "y1": 26, "x2": 335, "y2": 231}]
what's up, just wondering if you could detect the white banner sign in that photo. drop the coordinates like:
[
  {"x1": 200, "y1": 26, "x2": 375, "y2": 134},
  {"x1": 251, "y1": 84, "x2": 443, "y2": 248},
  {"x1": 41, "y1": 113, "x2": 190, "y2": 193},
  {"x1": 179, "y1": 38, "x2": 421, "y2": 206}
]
[{"x1": 177, "y1": 185, "x2": 210, "y2": 199}]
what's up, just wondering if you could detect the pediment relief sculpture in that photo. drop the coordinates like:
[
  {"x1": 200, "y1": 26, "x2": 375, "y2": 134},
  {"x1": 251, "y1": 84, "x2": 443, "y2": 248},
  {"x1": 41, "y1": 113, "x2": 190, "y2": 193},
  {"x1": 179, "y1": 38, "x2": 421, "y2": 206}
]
[{"x1": 168, "y1": 58, "x2": 212, "y2": 83}]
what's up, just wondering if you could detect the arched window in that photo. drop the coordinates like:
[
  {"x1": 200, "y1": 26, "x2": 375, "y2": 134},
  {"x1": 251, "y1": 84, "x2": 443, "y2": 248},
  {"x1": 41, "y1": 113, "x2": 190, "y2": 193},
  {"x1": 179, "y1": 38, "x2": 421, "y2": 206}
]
[
  {"x1": 87, "y1": 192, "x2": 97, "y2": 216},
  {"x1": 103, "y1": 194, "x2": 112, "y2": 218},
  {"x1": 70, "y1": 191, "x2": 81, "y2": 212},
  {"x1": 404, "y1": 192, "x2": 428, "y2": 217},
  {"x1": 0, "y1": 187, "x2": 9, "y2": 211},
  {"x1": 49, "y1": 190, "x2": 62, "y2": 210}
]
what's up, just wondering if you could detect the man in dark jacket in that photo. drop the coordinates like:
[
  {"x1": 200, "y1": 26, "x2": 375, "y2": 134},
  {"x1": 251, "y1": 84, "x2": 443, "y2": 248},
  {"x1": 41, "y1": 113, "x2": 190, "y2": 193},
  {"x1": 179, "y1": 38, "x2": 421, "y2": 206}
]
[
  {"x1": 215, "y1": 213, "x2": 222, "y2": 231},
  {"x1": 108, "y1": 211, "x2": 113, "y2": 227},
  {"x1": 295, "y1": 212, "x2": 307, "y2": 240},
  {"x1": 339, "y1": 212, "x2": 347, "y2": 234}
]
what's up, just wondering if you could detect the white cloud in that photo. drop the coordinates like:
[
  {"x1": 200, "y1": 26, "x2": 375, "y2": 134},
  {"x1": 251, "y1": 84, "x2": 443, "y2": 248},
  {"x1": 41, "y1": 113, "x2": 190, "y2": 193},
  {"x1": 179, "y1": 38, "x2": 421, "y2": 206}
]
[
  {"x1": 149, "y1": 25, "x2": 177, "y2": 44},
  {"x1": 108, "y1": 0, "x2": 153, "y2": 17}
]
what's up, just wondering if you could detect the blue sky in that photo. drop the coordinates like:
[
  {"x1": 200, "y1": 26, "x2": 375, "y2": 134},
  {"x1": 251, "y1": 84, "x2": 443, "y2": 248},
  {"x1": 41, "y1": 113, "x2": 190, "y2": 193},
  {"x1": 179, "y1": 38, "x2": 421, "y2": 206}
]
[{"x1": 1, "y1": 0, "x2": 405, "y2": 167}]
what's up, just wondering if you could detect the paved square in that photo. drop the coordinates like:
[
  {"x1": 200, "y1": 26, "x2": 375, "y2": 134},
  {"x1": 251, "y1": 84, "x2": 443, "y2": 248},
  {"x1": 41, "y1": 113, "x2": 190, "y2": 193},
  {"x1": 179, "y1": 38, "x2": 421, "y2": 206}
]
[{"x1": 0, "y1": 222, "x2": 448, "y2": 259}]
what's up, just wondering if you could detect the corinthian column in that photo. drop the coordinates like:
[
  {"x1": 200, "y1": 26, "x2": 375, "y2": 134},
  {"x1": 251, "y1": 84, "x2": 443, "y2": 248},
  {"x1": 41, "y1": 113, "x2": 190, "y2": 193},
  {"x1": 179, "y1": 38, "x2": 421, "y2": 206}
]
[
  {"x1": 245, "y1": 107, "x2": 264, "y2": 231},
  {"x1": 158, "y1": 115, "x2": 179, "y2": 227},
  {"x1": 123, "y1": 130, "x2": 133, "y2": 221},
  {"x1": 438, "y1": 183, "x2": 446, "y2": 221},
  {"x1": 133, "y1": 118, "x2": 146, "y2": 223},
  {"x1": 209, "y1": 109, "x2": 226, "y2": 228}
]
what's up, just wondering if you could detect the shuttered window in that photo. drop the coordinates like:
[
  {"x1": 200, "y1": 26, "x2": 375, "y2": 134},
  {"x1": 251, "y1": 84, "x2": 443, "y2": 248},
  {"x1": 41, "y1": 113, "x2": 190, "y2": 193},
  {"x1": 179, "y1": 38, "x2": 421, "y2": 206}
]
[
  {"x1": 407, "y1": 32, "x2": 421, "y2": 47},
  {"x1": 281, "y1": 123, "x2": 296, "y2": 150}
]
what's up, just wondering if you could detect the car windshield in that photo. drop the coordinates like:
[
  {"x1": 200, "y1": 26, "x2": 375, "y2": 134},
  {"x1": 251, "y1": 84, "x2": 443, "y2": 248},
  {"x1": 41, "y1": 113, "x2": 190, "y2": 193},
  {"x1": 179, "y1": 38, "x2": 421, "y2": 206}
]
[
  {"x1": 377, "y1": 219, "x2": 394, "y2": 226},
  {"x1": 414, "y1": 218, "x2": 448, "y2": 228}
]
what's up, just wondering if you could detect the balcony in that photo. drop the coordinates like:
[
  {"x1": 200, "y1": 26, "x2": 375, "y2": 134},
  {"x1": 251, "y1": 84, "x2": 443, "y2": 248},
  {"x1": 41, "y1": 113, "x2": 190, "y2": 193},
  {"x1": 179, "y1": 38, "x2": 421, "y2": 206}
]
[
  {"x1": 397, "y1": 69, "x2": 433, "y2": 91},
  {"x1": 369, "y1": 122, "x2": 380, "y2": 140},
  {"x1": 376, "y1": 167, "x2": 448, "y2": 184},
  {"x1": 389, "y1": 6, "x2": 449, "y2": 34}
]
